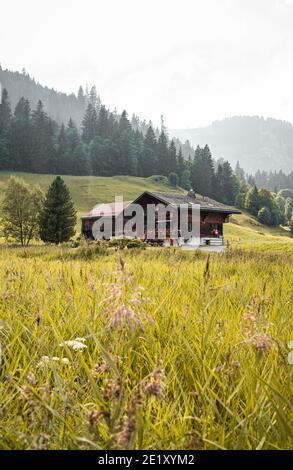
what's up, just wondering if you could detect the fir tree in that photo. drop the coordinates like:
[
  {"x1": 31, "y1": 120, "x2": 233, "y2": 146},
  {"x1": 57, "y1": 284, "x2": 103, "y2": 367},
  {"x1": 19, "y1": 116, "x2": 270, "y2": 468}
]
[
  {"x1": 245, "y1": 186, "x2": 261, "y2": 216},
  {"x1": 168, "y1": 140, "x2": 178, "y2": 174},
  {"x1": 177, "y1": 148, "x2": 186, "y2": 185},
  {"x1": 0, "y1": 88, "x2": 12, "y2": 170},
  {"x1": 39, "y1": 176, "x2": 76, "y2": 244},
  {"x1": 82, "y1": 103, "x2": 98, "y2": 143},
  {"x1": 10, "y1": 97, "x2": 31, "y2": 170},
  {"x1": 30, "y1": 100, "x2": 55, "y2": 173},
  {"x1": 220, "y1": 161, "x2": 238, "y2": 204},
  {"x1": 139, "y1": 126, "x2": 158, "y2": 177},
  {"x1": 97, "y1": 105, "x2": 109, "y2": 139},
  {"x1": 157, "y1": 131, "x2": 169, "y2": 175}
]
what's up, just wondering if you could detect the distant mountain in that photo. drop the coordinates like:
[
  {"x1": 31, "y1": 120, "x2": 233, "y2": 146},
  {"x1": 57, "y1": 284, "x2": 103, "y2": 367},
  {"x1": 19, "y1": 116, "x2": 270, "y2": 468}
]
[
  {"x1": 171, "y1": 116, "x2": 293, "y2": 173},
  {"x1": 0, "y1": 66, "x2": 86, "y2": 125}
]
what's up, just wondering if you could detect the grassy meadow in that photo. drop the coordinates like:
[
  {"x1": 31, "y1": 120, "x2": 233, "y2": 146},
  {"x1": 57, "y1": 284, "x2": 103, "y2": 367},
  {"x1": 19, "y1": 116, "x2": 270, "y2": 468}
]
[
  {"x1": 0, "y1": 242, "x2": 292, "y2": 450},
  {"x1": 0, "y1": 171, "x2": 292, "y2": 450}
]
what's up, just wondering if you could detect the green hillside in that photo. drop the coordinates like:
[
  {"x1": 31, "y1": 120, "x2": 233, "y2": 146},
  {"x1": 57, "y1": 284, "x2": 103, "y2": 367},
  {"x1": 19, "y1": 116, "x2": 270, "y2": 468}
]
[
  {"x1": 226, "y1": 211, "x2": 293, "y2": 252},
  {"x1": 0, "y1": 171, "x2": 292, "y2": 250},
  {"x1": 0, "y1": 172, "x2": 183, "y2": 221}
]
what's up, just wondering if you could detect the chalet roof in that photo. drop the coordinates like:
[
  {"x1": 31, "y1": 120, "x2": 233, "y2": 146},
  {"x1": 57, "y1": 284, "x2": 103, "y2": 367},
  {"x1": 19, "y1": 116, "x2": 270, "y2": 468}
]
[
  {"x1": 81, "y1": 191, "x2": 241, "y2": 220},
  {"x1": 134, "y1": 191, "x2": 241, "y2": 214}
]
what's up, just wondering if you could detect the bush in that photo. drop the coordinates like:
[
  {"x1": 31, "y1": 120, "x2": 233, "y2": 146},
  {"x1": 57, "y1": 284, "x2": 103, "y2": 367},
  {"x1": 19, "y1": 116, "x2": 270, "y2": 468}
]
[
  {"x1": 235, "y1": 192, "x2": 246, "y2": 209},
  {"x1": 74, "y1": 240, "x2": 108, "y2": 258},
  {"x1": 147, "y1": 175, "x2": 169, "y2": 185},
  {"x1": 168, "y1": 172, "x2": 179, "y2": 187},
  {"x1": 108, "y1": 237, "x2": 146, "y2": 250},
  {"x1": 257, "y1": 206, "x2": 272, "y2": 226}
]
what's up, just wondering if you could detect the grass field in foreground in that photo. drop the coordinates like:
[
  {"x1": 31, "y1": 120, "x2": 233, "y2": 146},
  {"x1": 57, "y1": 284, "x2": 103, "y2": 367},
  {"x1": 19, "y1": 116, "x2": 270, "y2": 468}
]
[{"x1": 0, "y1": 244, "x2": 292, "y2": 450}]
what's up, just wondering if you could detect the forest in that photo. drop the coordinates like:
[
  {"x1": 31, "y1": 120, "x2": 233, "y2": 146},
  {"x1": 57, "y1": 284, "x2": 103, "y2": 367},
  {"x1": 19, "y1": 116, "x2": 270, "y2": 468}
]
[{"x1": 0, "y1": 87, "x2": 238, "y2": 206}]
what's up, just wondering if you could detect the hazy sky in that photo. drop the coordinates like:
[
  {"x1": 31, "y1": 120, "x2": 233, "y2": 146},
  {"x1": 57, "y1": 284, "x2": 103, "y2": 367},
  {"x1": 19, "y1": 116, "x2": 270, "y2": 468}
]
[{"x1": 1, "y1": 0, "x2": 293, "y2": 128}]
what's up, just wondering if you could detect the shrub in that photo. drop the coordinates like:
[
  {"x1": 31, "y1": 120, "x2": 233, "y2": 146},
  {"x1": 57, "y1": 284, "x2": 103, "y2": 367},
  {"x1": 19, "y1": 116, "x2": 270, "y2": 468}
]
[
  {"x1": 147, "y1": 175, "x2": 169, "y2": 185},
  {"x1": 108, "y1": 237, "x2": 145, "y2": 250},
  {"x1": 74, "y1": 240, "x2": 108, "y2": 258},
  {"x1": 168, "y1": 172, "x2": 179, "y2": 187},
  {"x1": 235, "y1": 192, "x2": 246, "y2": 209},
  {"x1": 257, "y1": 206, "x2": 272, "y2": 226}
]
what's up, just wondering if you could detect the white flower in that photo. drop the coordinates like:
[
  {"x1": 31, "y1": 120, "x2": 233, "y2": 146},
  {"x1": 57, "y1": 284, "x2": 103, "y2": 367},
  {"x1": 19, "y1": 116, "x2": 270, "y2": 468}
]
[
  {"x1": 37, "y1": 355, "x2": 70, "y2": 368},
  {"x1": 60, "y1": 338, "x2": 87, "y2": 351}
]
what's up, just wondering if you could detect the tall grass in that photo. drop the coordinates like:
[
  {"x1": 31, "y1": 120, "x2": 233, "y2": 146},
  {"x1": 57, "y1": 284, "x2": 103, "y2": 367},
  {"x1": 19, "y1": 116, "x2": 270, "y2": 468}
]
[{"x1": 0, "y1": 245, "x2": 292, "y2": 450}]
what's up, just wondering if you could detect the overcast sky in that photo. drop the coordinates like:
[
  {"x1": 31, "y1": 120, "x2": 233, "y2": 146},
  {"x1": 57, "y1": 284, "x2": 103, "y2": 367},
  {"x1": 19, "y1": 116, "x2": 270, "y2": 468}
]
[{"x1": 1, "y1": 0, "x2": 293, "y2": 128}]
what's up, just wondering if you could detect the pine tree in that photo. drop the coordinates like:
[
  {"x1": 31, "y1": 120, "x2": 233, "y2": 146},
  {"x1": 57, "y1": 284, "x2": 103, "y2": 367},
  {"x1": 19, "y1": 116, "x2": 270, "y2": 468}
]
[
  {"x1": 39, "y1": 176, "x2": 76, "y2": 244},
  {"x1": 235, "y1": 161, "x2": 245, "y2": 180},
  {"x1": 10, "y1": 98, "x2": 31, "y2": 170},
  {"x1": 97, "y1": 105, "x2": 109, "y2": 139},
  {"x1": 220, "y1": 161, "x2": 238, "y2": 204},
  {"x1": 157, "y1": 131, "x2": 169, "y2": 175},
  {"x1": 177, "y1": 148, "x2": 186, "y2": 184},
  {"x1": 89, "y1": 86, "x2": 101, "y2": 112},
  {"x1": 191, "y1": 146, "x2": 204, "y2": 194},
  {"x1": 201, "y1": 145, "x2": 216, "y2": 197},
  {"x1": 30, "y1": 101, "x2": 55, "y2": 173},
  {"x1": 82, "y1": 103, "x2": 98, "y2": 143},
  {"x1": 139, "y1": 126, "x2": 158, "y2": 177},
  {"x1": 77, "y1": 86, "x2": 86, "y2": 108},
  {"x1": 119, "y1": 110, "x2": 131, "y2": 133},
  {"x1": 245, "y1": 186, "x2": 261, "y2": 216},
  {"x1": 66, "y1": 121, "x2": 90, "y2": 175},
  {"x1": 0, "y1": 88, "x2": 12, "y2": 170},
  {"x1": 168, "y1": 140, "x2": 178, "y2": 174}
]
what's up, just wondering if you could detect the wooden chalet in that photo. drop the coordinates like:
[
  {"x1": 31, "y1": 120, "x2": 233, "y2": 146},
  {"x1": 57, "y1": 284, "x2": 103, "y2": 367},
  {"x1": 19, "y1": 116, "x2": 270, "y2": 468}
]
[{"x1": 81, "y1": 190, "x2": 241, "y2": 247}]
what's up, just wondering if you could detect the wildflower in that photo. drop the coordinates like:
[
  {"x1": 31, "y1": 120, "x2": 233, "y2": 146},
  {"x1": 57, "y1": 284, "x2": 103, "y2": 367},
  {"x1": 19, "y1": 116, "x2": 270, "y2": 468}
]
[
  {"x1": 228, "y1": 360, "x2": 241, "y2": 377},
  {"x1": 254, "y1": 334, "x2": 272, "y2": 352},
  {"x1": 89, "y1": 409, "x2": 104, "y2": 431},
  {"x1": 144, "y1": 361, "x2": 166, "y2": 401},
  {"x1": 108, "y1": 305, "x2": 144, "y2": 332},
  {"x1": 118, "y1": 255, "x2": 125, "y2": 272},
  {"x1": 243, "y1": 334, "x2": 273, "y2": 353},
  {"x1": 60, "y1": 338, "x2": 87, "y2": 350},
  {"x1": 104, "y1": 378, "x2": 121, "y2": 401},
  {"x1": 115, "y1": 413, "x2": 136, "y2": 448},
  {"x1": 20, "y1": 385, "x2": 31, "y2": 401},
  {"x1": 74, "y1": 337, "x2": 87, "y2": 343},
  {"x1": 92, "y1": 360, "x2": 110, "y2": 377},
  {"x1": 26, "y1": 372, "x2": 37, "y2": 386},
  {"x1": 4, "y1": 374, "x2": 10, "y2": 382},
  {"x1": 37, "y1": 356, "x2": 70, "y2": 368},
  {"x1": 37, "y1": 355, "x2": 50, "y2": 367}
]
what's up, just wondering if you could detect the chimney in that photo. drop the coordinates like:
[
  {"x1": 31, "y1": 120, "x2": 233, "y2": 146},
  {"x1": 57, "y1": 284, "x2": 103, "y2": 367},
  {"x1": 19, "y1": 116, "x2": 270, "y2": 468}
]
[{"x1": 187, "y1": 188, "x2": 195, "y2": 198}]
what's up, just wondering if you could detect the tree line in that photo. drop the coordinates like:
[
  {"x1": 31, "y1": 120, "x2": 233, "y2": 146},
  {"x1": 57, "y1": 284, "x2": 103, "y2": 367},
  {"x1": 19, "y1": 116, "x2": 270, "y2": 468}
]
[
  {"x1": 0, "y1": 88, "x2": 238, "y2": 205},
  {"x1": 247, "y1": 168, "x2": 293, "y2": 193},
  {"x1": 234, "y1": 165, "x2": 293, "y2": 228}
]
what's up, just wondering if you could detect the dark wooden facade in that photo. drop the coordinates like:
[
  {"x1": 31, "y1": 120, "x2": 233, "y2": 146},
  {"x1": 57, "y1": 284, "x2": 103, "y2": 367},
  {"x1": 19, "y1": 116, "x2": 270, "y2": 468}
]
[{"x1": 81, "y1": 191, "x2": 241, "y2": 245}]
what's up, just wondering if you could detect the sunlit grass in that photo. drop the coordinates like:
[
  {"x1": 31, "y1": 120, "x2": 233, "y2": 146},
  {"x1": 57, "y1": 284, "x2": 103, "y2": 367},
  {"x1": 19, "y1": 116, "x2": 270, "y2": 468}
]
[{"x1": 0, "y1": 244, "x2": 292, "y2": 450}]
